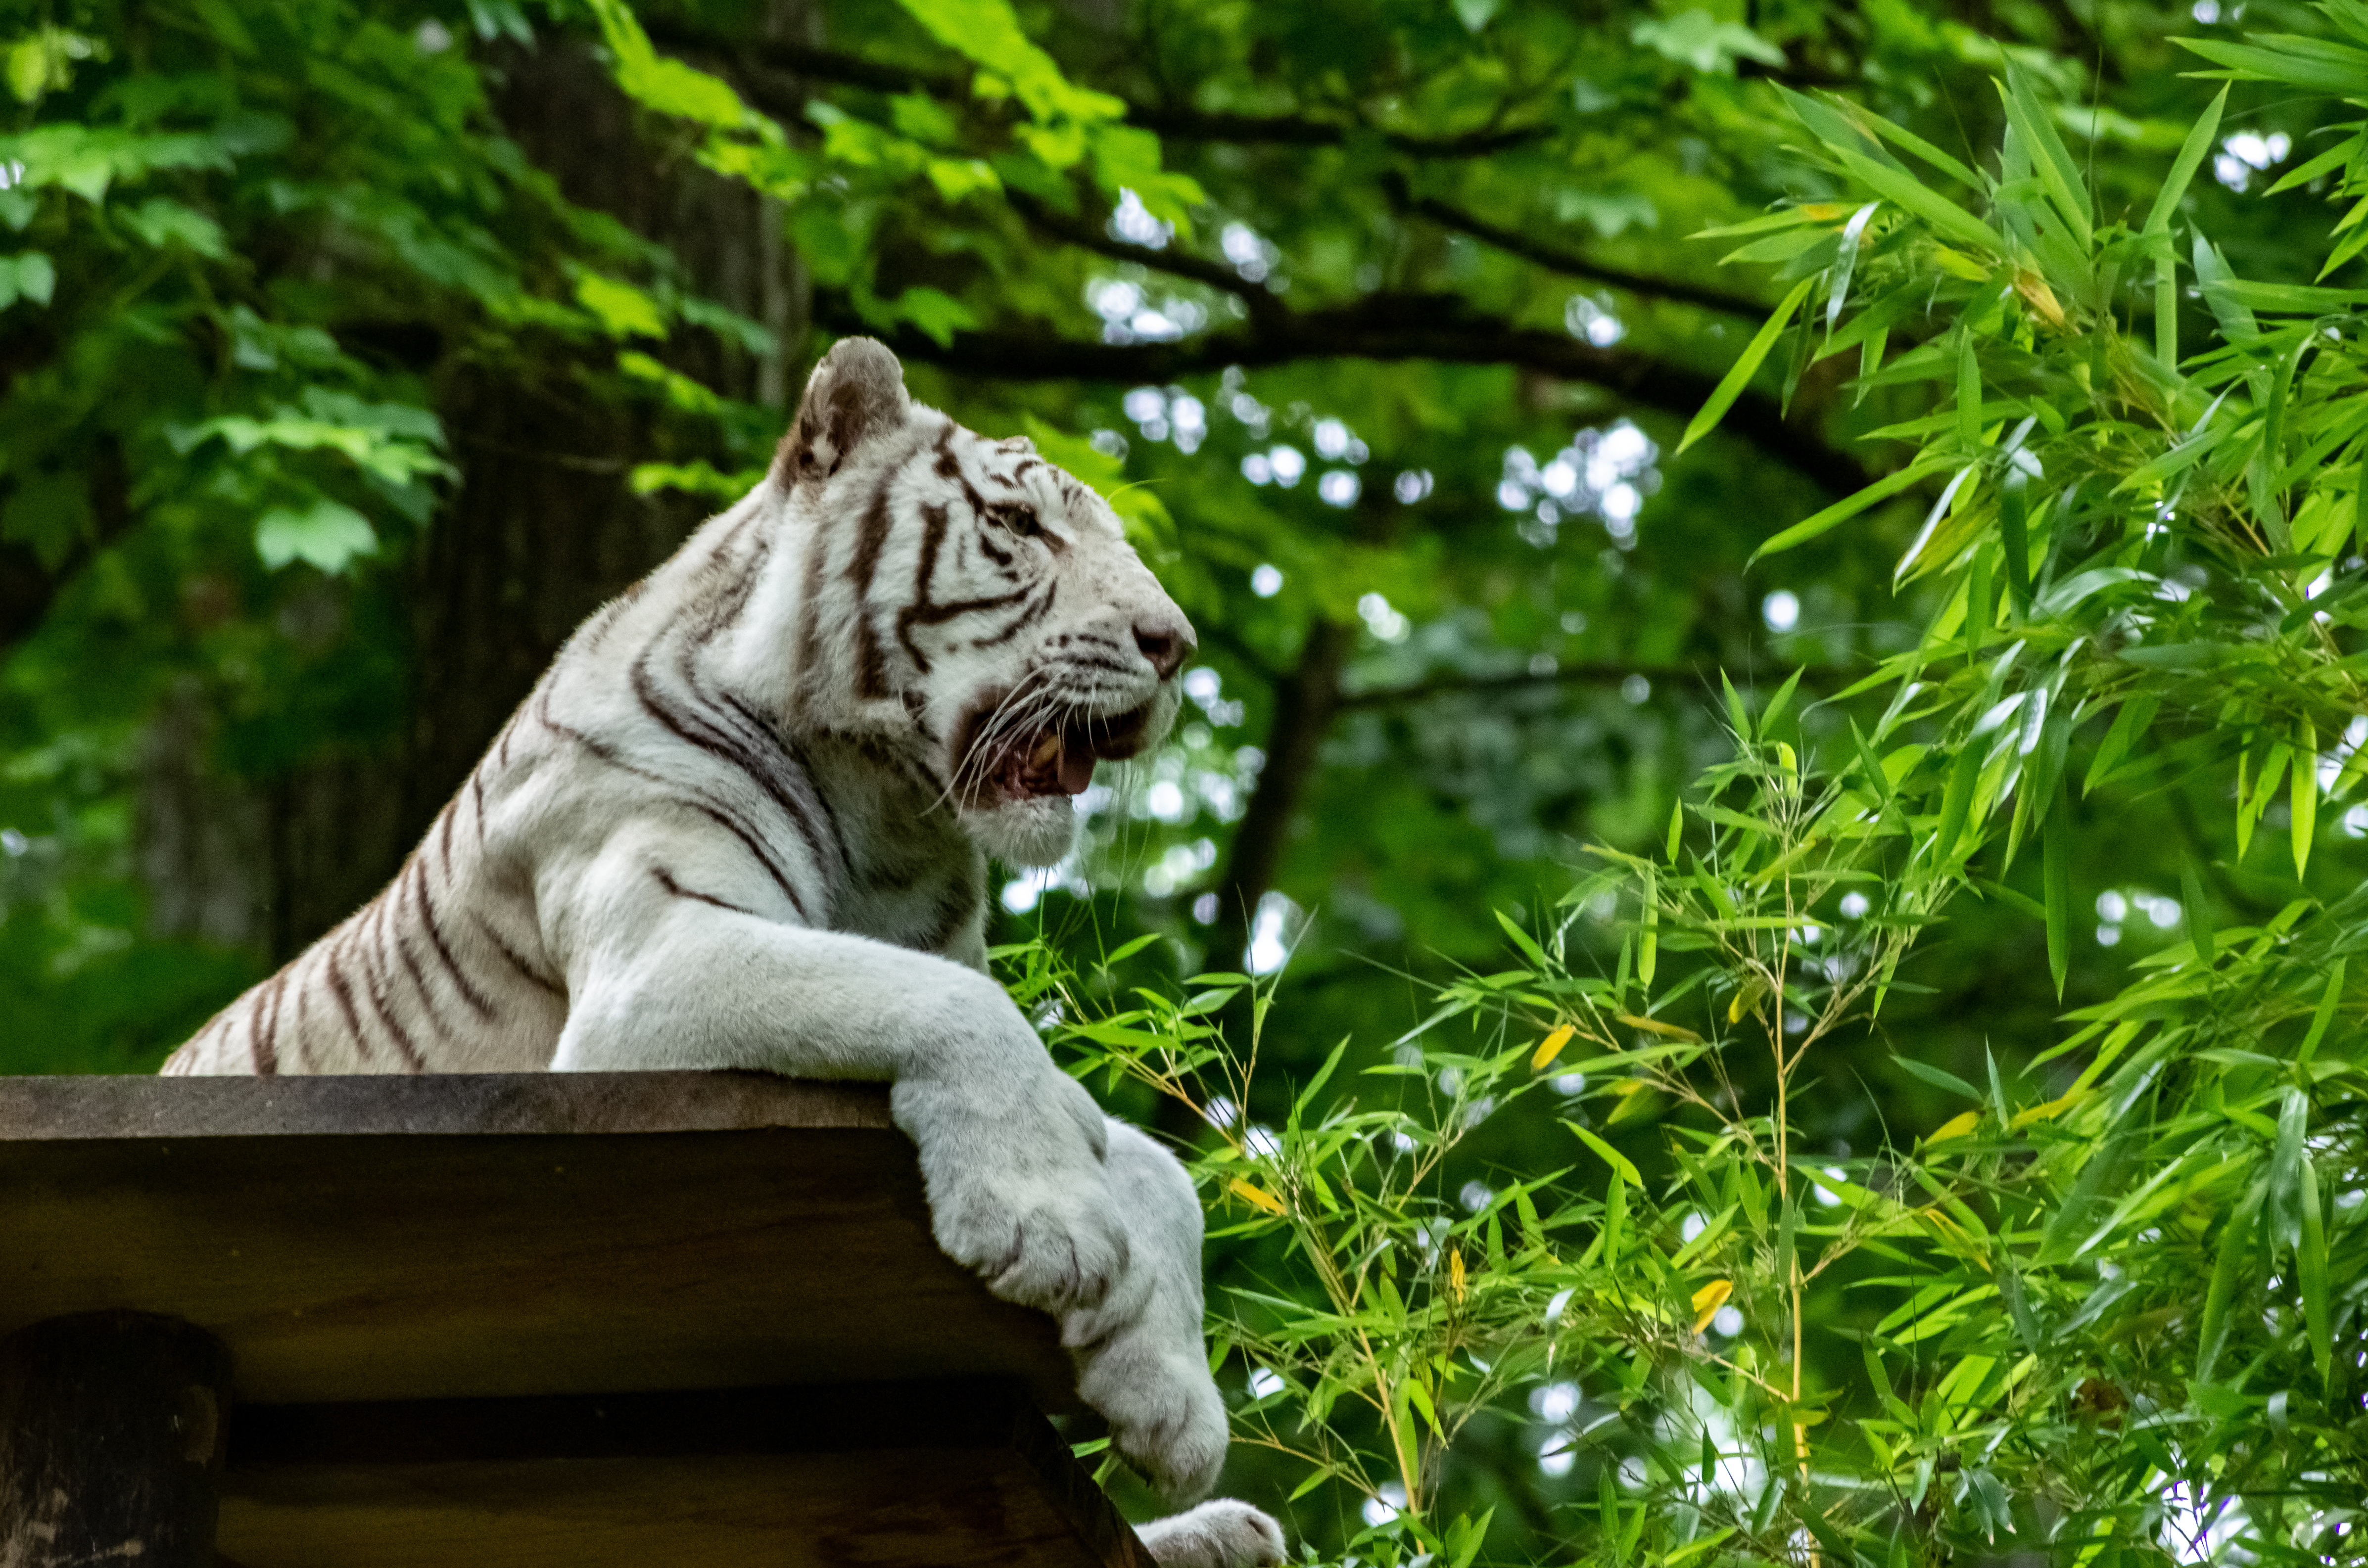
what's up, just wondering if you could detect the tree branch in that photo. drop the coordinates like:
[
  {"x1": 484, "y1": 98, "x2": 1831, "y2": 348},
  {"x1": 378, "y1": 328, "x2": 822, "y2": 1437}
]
[
  {"x1": 1335, "y1": 661, "x2": 1843, "y2": 709},
  {"x1": 1387, "y1": 178, "x2": 1770, "y2": 319},
  {"x1": 1206, "y1": 616, "x2": 1355, "y2": 965},
  {"x1": 1002, "y1": 189, "x2": 1284, "y2": 318},
  {"x1": 818, "y1": 290, "x2": 1877, "y2": 494},
  {"x1": 646, "y1": 24, "x2": 1551, "y2": 159}
]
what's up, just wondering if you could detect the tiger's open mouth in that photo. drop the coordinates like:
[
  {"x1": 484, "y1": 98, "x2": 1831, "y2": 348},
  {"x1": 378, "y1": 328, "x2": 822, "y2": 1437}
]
[{"x1": 956, "y1": 697, "x2": 1157, "y2": 805}]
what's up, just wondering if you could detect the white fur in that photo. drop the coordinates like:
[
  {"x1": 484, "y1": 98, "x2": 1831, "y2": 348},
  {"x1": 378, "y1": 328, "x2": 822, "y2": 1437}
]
[
  {"x1": 1138, "y1": 1502, "x2": 1289, "y2": 1568},
  {"x1": 161, "y1": 340, "x2": 1279, "y2": 1563}
]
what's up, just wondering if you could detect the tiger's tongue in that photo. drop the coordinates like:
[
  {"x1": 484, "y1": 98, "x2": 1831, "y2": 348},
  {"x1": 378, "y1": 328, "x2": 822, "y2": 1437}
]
[{"x1": 1057, "y1": 743, "x2": 1097, "y2": 794}]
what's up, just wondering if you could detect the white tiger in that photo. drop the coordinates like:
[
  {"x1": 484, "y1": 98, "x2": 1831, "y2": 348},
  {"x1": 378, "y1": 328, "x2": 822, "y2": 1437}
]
[{"x1": 163, "y1": 337, "x2": 1285, "y2": 1568}]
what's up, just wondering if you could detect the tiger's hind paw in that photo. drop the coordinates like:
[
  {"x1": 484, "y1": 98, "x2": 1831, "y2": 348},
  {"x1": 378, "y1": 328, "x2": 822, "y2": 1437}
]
[{"x1": 1137, "y1": 1500, "x2": 1286, "y2": 1568}]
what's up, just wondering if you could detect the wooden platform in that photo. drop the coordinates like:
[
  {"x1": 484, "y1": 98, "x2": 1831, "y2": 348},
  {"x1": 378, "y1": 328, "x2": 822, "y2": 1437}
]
[{"x1": 0, "y1": 1072, "x2": 1141, "y2": 1568}]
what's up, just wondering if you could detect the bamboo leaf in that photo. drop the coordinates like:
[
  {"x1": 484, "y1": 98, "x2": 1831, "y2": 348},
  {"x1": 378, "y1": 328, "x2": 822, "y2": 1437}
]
[
  {"x1": 1956, "y1": 329, "x2": 1983, "y2": 452},
  {"x1": 1998, "y1": 64, "x2": 2091, "y2": 248},
  {"x1": 2300, "y1": 959, "x2": 2345, "y2": 1062},
  {"x1": 1570, "y1": 1121, "x2": 1643, "y2": 1187},
  {"x1": 2043, "y1": 785, "x2": 2072, "y2": 999},
  {"x1": 1690, "y1": 1277, "x2": 1734, "y2": 1332},
  {"x1": 2181, "y1": 856, "x2": 2217, "y2": 967},
  {"x1": 2143, "y1": 87, "x2": 2228, "y2": 237},
  {"x1": 1678, "y1": 277, "x2": 1817, "y2": 456},
  {"x1": 1826, "y1": 142, "x2": 2006, "y2": 252},
  {"x1": 2196, "y1": 1183, "x2": 2262, "y2": 1382},
  {"x1": 2293, "y1": 720, "x2": 2318, "y2": 878},
  {"x1": 2300, "y1": 1154, "x2": 2331, "y2": 1388},
  {"x1": 1750, "y1": 456, "x2": 1954, "y2": 561}
]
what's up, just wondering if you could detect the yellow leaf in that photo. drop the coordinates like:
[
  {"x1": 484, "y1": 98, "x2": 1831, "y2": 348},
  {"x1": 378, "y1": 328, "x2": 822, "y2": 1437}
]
[
  {"x1": 2014, "y1": 268, "x2": 2068, "y2": 330},
  {"x1": 1930, "y1": 244, "x2": 1991, "y2": 281},
  {"x1": 1531, "y1": 1022, "x2": 1578, "y2": 1071},
  {"x1": 1616, "y1": 1013, "x2": 1703, "y2": 1042},
  {"x1": 1449, "y1": 1247, "x2": 1468, "y2": 1305},
  {"x1": 1610, "y1": 1077, "x2": 1652, "y2": 1097},
  {"x1": 1228, "y1": 1177, "x2": 1286, "y2": 1216},
  {"x1": 1691, "y1": 1278, "x2": 1734, "y2": 1333},
  {"x1": 1727, "y1": 978, "x2": 1768, "y2": 1024},
  {"x1": 2010, "y1": 1086, "x2": 2091, "y2": 1128},
  {"x1": 1926, "y1": 1110, "x2": 1981, "y2": 1145}
]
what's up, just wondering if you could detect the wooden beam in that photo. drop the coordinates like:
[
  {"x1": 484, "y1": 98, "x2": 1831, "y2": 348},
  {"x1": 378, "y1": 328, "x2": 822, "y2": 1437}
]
[
  {"x1": 0, "y1": 1072, "x2": 1073, "y2": 1410},
  {"x1": 219, "y1": 1380, "x2": 1145, "y2": 1568}
]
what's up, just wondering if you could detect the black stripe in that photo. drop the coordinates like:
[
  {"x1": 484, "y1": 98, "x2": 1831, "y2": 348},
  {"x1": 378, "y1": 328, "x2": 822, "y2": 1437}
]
[
  {"x1": 475, "y1": 913, "x2": 566, "y2": 996},
  {"x1": 249, "y1": 969, "x2": 285, "y2": 1075},
  {"x1": 541, "y1": 686, "x2": 817, "y2": 923},
  {"x1": 322, "y1": 941, "x2": 370, "y2": 1063},
  {"x1": 971, "y1": 580, "x2": 1056, "y2": 649},
  {"x1": 654, "y1": 866, "x2": 756, "y2": 917},
  {"x1": 412, "y1": 856, "x2": 498, "y2": 1021},
  {"x1": 352, "y1": 904, "x2": 427, "y2": 1073},
  {"x1": 635, "y1": 636, "x2": 840, "y2": 886}
]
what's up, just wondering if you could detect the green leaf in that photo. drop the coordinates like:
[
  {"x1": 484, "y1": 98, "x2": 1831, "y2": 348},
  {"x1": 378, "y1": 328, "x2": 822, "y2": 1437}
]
[
  {"x1": 1495, "y1": 909, "x2": 1550, "y2": 970},
  {"x1": 2144, "y1": 87, "x2": 2228, "y2": 237},
  {"x1": 2176, "y1": 34, "x2": 2368, "y2": 95},
  {"x1": 2299, "y1": 1153, "x2": 2331, "y2": 1388},
  {"x1": 1932, "y1": 740, "x2": 1982, "y2": 866},
  {"x1": 1824, "y1": 141, "x2": 2005, "y2": 253},
  {"x1": 574, "y1": 271, "x2": 668, "y2": 339},
  {"x1": 2084, "y1": 694, "x2": 2158, "y2": 794},
  {"x1": 2292, "y1": 721, "x2": 2318, "y2": 878},
  {"x1": 1998, "y1": 64, "x2": 2091, "y2": 248},
  {"x1": 2270, "y1": 1087, "x2": 2308, "y2": 1252},
  {"x1": 1955, "y1": 330, "x2": 1983, "y2": 452},
  {"x1": 1750, "y1": 455, "x2": 1953, "y2": 561},
  {"x1": 1677, "y1": 276, "x2": 1816, "y2": 456},
  {"x1": 1638, "y1": 865, "x2": 1658, "y2": 987},
  {"x1": 1998, "y1": 474, "x2": 2032, "y2": 614},
  {"x1": 255, "y1": 499, "x2": 379, "y2": 574},
  {"x1": 2299, "y1": 958, "x2": 2345, "y2": 1062},
  {"x1": 2196, "y1": 1183, "x2": 2262, "y2": 1382},
  {"x1": 2180, "y1": 857, "x2": 2216, "y2": 967},
  {"x1": 1893, "y1": 1055, "x2": 1980, "y2": 1100},
  {"x1": 1569, "y1": 1121, "x2": 1643, "y2": 1187},
  {"x1": 2043, "y1": 786, "x2": 2072, "y2": 999}
]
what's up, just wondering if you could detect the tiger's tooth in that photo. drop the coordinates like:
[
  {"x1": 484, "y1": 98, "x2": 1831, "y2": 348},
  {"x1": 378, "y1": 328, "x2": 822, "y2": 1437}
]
[{"x1": 1030, "y1": 732, "x2": 1062, "y2": 767}]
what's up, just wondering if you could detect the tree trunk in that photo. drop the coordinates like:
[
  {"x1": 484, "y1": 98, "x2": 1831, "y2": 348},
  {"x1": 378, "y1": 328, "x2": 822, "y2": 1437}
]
[
  {"x1": 1204, "y1": 616, "x2": 1353, "y2": 971},
  {"x1": 0, "y1": 1312, "x2": 232, "y2": 1568},
  {"x1": 140, "y1": 27, "x2": 814, "y2": 965}
]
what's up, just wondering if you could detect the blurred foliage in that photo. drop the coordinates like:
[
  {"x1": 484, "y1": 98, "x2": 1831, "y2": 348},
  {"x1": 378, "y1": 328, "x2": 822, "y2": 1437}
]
[{"x1": 7, "y1": 0, "x2": 2368, "y2": 1560}]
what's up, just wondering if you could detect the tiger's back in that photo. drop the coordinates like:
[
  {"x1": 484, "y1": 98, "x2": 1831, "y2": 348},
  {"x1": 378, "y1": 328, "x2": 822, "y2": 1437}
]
[{"x1": 161, "y1": 336, "x2": 1111, "y2": 1078}]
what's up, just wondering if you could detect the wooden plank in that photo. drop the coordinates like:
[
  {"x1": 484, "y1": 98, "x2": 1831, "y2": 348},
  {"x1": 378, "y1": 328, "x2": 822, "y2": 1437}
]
[
  {"x1": 217, "y1": 1381, "x2": 1147, "y2": 1568},
  {"x1": 0, "y1": 1073, "x2": 1075, "y2": 1410}
]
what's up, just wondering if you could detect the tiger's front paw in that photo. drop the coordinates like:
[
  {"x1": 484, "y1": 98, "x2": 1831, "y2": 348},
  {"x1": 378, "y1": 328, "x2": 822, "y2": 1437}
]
[
  {"x1": 1137, "y1": 1500, "x2": 1287, "y2": 1568},
  {"x1": 898, "y1": 1077, "x2": 1130, "y2": 1315}
]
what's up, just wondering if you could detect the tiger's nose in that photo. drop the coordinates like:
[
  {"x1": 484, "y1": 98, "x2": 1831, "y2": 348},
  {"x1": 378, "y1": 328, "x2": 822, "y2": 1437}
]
[{"x1": 1133, "y1": 614, "x2": 1196, "y2": 679}]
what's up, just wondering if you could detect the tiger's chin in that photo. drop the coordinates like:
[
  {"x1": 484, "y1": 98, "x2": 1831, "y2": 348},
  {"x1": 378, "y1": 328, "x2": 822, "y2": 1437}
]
[{"x1": 964, "y1": 794, "x2": 1083, "y2": 868}]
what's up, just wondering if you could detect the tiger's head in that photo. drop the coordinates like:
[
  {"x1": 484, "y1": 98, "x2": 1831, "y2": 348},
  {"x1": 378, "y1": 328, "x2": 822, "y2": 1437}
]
[{"x1": 772, "y1": 337, "x2": 1195, "y2": 867}]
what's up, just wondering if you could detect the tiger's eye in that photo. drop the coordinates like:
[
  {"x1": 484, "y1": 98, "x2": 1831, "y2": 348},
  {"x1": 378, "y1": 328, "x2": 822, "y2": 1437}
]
[{"x1": 989, "y1": 503, "x2": 1042, "y2": 538}]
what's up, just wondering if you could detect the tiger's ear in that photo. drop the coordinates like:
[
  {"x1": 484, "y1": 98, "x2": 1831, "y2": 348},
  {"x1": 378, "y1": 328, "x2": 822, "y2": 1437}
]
[{"x1": 773, "y1": 337, "x2": 910, "y2": 488}]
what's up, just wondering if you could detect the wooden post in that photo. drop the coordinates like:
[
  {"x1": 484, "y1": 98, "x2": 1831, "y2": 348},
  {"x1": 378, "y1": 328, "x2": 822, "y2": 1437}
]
[{"x1": 0, "y1": 1311, "x2": 232, "y2": 1568}]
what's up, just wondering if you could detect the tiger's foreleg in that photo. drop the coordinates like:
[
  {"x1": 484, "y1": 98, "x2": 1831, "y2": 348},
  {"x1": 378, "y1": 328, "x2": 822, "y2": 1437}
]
[
  {"x1": 1063, "y1": 1119, "x2": 1232, "y2": 1502},
  {"x1": 547, "y1": 844, "x2": 1129, "y2": 1316},
  {"x1": 1068, "y1": 1121, "x2": 1289, "y2": 1564}
]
